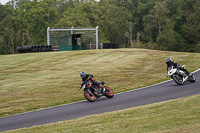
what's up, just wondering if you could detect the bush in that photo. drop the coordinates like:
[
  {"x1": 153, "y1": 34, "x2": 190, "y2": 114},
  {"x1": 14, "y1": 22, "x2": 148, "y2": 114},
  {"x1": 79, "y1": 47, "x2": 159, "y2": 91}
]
[
  {"x1": 156, "y1": 30, "x2": 187, "y2": 52},
  {"x1": 195, "y1": 42, "x2": 200, "y2": 52}
]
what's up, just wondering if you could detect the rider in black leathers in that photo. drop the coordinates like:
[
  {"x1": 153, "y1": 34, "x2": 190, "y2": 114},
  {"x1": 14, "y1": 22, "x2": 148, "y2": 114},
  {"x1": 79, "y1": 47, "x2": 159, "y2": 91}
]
[
  {"x1": 165, "y1": 58, "x2": 191, "y2": 77},
  {"x1": 80, "y1": 71, "x2": 101, "y2": 94}
]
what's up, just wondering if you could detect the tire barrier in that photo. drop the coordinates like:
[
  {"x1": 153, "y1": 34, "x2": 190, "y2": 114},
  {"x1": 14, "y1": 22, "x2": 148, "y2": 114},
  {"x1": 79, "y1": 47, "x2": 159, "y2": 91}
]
[
  {"x1": 17, "y1": 45, "x2": 53, "y2": 53},
  {"x1": 102, "y1": 43, "x2": 118, "y2": 49}
]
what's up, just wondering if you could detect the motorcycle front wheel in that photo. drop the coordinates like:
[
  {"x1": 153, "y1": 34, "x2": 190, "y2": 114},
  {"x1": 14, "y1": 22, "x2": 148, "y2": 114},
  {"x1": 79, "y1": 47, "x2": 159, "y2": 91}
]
[
  {"x1": 104, "y1": 86, "x2": 114, "y2": 98},
  {"x1": 172, "y1": 75, "x2": 183, "y2": 85},
  {"x1": 84, "y1": 90, "x2": 95, "y2": 102}
]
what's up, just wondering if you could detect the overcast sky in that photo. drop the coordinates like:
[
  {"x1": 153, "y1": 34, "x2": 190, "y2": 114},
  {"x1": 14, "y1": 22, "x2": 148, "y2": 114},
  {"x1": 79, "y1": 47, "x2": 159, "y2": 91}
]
[
  {"x1": 0, "y1": 0, "x2": 9, "y2": 5},
  {"x1": 0, "y1": 0, "x2": 100, "y2": 5}
]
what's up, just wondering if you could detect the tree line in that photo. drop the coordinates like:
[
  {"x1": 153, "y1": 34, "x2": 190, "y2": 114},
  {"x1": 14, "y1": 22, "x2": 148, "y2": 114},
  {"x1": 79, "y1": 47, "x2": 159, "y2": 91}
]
[{"x1": 0, "y1": 0, "x2": 199, "y2": 54}]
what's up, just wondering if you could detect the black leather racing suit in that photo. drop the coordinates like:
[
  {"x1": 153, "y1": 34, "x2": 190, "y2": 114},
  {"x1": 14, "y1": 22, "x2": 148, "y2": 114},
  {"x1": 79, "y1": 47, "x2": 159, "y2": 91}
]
[
  {"x1": 82, "y1": 74, "x2": 100, "y2": 92},
  {"x1": 166, "y1": 61, "x2": 190, "y2": 76}
]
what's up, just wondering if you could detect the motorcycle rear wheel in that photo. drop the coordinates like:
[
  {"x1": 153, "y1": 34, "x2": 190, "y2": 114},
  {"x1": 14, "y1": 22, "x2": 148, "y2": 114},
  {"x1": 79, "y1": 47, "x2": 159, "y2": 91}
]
[
  {"x1": 84, "y1": 90, "x2": 95, "y2": 102},
  {"x1": 190, "y1": 74, "x2": 196, "y2": 82},
  {"x1": 104, "y1": 86, "x2": 114, "y2": 98},
  {"x1": 172, "y1": 75, "x2": 183, "y2": 85}
]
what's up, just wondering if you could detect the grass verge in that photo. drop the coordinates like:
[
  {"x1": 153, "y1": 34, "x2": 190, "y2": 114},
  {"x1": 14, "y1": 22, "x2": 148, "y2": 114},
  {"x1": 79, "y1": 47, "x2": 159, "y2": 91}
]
[
  {"x1": 0, "y1": 48, "x2": 200, "y2": 117},
  {"x1": 4, "y1": 94, "x2": 200, "y2": 133}
]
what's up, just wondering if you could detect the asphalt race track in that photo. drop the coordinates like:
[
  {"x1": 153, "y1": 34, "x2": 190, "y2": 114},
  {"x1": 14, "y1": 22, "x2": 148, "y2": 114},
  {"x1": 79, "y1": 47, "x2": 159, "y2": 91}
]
[{"x1": 0, "y1": 69, "x2": 200, "y2": 132}]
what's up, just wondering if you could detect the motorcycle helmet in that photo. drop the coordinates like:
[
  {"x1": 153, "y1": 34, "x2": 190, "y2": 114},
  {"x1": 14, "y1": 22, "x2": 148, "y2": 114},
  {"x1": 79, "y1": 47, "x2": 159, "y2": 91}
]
[
  {"x1": 80, "y1": 71, "x2": 86, "y2": 78},
  {"x1": 166, "y1": 58, "x2": 172, "y2": 64}
]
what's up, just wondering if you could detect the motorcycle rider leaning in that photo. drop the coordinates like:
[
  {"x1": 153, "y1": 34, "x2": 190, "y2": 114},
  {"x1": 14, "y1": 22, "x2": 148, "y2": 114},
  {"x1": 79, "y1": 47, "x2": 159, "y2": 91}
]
[
  {"x1": 80, "y1": 71, "x2": 101, "y2": 94},
  {"x1": 165, "y1": 58, "x2": 191, "y2": 78}
]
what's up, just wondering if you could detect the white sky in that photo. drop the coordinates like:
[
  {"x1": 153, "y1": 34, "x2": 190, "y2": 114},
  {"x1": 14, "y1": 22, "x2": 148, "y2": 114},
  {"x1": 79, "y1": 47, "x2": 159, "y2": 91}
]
[
  {"x1": 0, "y1": 0, "x2": 100, "y2": 5},
  {"x1": 0, "y1": 0, "x2": 10, "y2": 5}
]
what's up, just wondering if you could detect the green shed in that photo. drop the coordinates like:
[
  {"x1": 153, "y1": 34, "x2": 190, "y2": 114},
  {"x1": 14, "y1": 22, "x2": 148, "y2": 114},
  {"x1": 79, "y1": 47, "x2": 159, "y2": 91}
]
[
  {"x1": 59, "y1": 33, "x2": 83, "y2": 51},
  {"x1": 47, "y1": 27, "x2": 99, "y2": 50}
]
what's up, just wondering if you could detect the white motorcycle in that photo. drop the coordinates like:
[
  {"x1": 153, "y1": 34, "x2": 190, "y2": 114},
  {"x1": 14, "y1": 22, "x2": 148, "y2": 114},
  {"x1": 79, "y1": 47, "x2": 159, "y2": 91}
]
[{"x1": 167, "y1": 65, "x2": 196, "y2": 85}]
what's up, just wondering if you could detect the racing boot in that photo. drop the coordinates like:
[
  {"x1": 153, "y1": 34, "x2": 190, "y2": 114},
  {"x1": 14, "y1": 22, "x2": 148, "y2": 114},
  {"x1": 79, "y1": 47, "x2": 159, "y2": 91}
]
[
  {"x1": 183, "y1": 69, "x2": 191, "y2": 82},
  {"x1": 188, "y1": 73, "x2": 192, "y2": 77},
  {"x1": 101, "y1": 87, "x2": 106, "y2": 95},
  {"x1": 183, "y1": 76, "x2": 188, "y2": 82},
  {"x1": 182, "y1": 73, "x2": 188, "y2": 82},
  {"x1": 184, "y1": 69, "x2": 191, "y2": 76}
]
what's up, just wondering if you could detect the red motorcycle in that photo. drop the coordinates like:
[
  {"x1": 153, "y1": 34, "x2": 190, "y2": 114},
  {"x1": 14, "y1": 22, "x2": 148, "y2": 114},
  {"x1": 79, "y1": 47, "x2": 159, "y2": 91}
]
[{"x1": 80, "y1": 80, "x2": 114, "y2": 102}]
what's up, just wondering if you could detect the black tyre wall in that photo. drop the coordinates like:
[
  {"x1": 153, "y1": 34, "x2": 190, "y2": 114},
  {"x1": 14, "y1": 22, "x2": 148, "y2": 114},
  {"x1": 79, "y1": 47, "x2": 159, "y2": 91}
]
[{"x1": 17, "y1": 45, "x2": 53, "y2": 53}]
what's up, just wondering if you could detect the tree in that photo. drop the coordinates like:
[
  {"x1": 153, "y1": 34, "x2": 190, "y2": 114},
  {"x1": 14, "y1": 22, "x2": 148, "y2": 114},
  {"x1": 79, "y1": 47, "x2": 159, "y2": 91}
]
[
  {"x1": 0, "y1": 4, "x2": 31, "y2": 54},
  {"x1": 182, "y1": 0, "x2": 200, "y2": 46},
  {"x1": 168, "y1": 0, "x2": 200, "y2": 52},
  {"x1": 98, "y1": 0, "x2": 131, "y2": 47},
  {"x1": 0, "y1": 8, "x2": 30, "y2": 54},
  {"x1": 121, "y1": 0, "x2": 148, "y2": 48},
  {"x1": 1, "y1": 0, "x2": 199, "y2": 54},
  {"x1": 143, "y1": 1, "x2": 171, "y2": 49},
  {"x1": 23, "y1": 0, "x2": 59, "y2": 44},
  {"x1": 156, "y1": 28, "x2": 187, "y2": 52},
  {"x1": 55, "y1": 1, "x2": 92, "y2": 28}
]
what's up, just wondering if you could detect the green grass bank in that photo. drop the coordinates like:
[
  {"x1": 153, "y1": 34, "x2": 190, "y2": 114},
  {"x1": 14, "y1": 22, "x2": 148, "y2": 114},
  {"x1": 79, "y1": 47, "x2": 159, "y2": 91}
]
[
  {"x1": 0, "y1": 48, "x2": 200, "y2": 117},
  {"x1": 4, "y1": 94, "x2": 200, "y2": 133}
]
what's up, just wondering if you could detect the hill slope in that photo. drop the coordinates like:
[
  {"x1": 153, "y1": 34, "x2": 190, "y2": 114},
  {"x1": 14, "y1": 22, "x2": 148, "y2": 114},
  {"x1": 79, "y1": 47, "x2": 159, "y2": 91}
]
[{"x1": 0, "y1": 49, "x2": 200, "y2": 117}]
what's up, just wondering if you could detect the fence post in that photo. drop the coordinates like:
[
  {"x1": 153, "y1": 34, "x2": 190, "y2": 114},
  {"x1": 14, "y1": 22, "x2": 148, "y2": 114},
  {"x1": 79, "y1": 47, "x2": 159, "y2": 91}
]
[
  {"x1": 47, "y1": 27, "x2": 50, "y2": 45},
  {"x1": 96, "y1": 26, "x2": 99, "y2": 49},
  {"x1": 100, "y1": 43, "x2": 103, "y2": 49}
]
